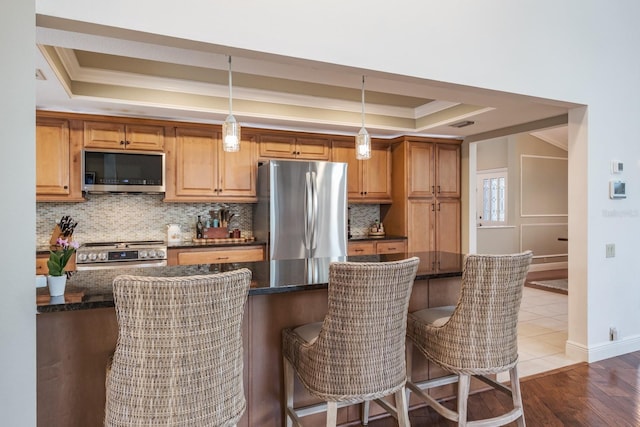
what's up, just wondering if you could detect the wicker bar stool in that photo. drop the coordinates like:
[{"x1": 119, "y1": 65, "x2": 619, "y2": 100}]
[
  {"x1": 282, "y1": 257, "x2": 420, "y2": 427},
  {"x1": 406, "y1": 251, "x2": 533, "y2": 427},
  {"x1": 104, "y1": 269, "x2": 252, "y2": 427}
]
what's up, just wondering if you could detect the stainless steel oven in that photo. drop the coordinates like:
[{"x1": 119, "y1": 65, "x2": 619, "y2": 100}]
[{"x1": 75, "y1": 240, "x2": 168, "y2": 270}]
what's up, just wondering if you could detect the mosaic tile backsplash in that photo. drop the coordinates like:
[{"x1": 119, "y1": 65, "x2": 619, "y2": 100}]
[{"x1": 36, "y1": 194, "x2": 380, "y2": 247}]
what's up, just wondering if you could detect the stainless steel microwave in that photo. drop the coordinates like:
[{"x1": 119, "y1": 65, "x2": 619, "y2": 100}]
[{"x1": 82, "y1": 149, "x2": 165, "y2": 193}]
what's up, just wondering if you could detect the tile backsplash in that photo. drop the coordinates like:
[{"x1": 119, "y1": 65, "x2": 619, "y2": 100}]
[{"x1": 36, "y1": 194, "x2": 380, "y2": 246}]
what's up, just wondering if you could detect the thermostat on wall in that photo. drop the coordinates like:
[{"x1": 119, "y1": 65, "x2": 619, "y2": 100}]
[
  {"x1": 611, "y1": 161, "x2": 624, "y2": 174},
  {"x1": 610, "y1": 180, "x2": 626, "y2": 199}
]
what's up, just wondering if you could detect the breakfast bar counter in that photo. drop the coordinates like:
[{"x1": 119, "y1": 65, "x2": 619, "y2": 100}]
[{"x1": 37, "y1": 251, "x2": 464, "y2": 427}]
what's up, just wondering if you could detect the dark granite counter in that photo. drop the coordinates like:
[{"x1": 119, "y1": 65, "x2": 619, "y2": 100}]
[
  {"x1": 347, "y1": 235, "x2": 407, "y2": 242},
  {"x1": 36, "y1": 251, "x2": 464, "y2": 313}
]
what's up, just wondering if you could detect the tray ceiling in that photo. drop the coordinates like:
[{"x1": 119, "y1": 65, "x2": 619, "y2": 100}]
[{"x1": 35, "y1": 16, "x2": 575, "y2": 144}]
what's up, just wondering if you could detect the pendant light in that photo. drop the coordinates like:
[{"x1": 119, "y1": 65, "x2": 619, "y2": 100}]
[
  {"x1": 222, "y1": 55, "x2": 241, "y2": 152},
  {"x1": 355, "y1": 75, "x2": 371, "y2": 160}
]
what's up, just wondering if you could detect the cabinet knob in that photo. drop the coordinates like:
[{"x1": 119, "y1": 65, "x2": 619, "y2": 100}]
[
  {"x1": 63, "y1": 185, "x2": 68, "y2": 189},
  {"x1": 120, "y1": 140, "x2": 125, "y2": 145}
]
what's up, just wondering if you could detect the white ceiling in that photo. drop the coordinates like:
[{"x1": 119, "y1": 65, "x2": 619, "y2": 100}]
[{"x1": 35, "y1": 17, "x2": 573, "y2": 147}]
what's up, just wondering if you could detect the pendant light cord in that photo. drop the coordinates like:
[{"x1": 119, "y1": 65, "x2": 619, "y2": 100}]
[
  {"x1": 228, "y1": 56, "x2": 233, "y2": 114},
  {"x1": 361, "y1": 75, "x2": 366, "y2": 128}
]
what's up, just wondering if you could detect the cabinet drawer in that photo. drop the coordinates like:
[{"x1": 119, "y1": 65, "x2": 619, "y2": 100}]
[
  {"x1": 177, "y1": 247, "x2": 264, "y2": 265},
  {"x1": 376, "y1": 240, "x2": 406, "y2": 254},
  {"x1": 348, "y1": 242, "x2": 376, "y2": 256},
  {"x1": 36, "y1": 254, "x2": 76, "y2": 274}
]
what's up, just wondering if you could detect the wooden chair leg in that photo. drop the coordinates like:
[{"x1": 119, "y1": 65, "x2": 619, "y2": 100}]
[
  {"x1": 405, "y1": 339, "x2": 413, "y2": 404},
  {"x1": 283, "y1": 356, "x2": 294, "y2": 427},
  {"x1": 510, "y1": 366, "x2": 526, "y2": 427},
  {"x1": 457, "y1": 374, "x2": 470, "y2": 427},
  {"x1": 395, "y1": 387, "x2": 411, "y2": 427},
  {"x1": 326, "y1": 401, "x2": 338, "y2": 427},
  {"x1": 361, "y1": 400, "x2": 370, "y2": 425}
]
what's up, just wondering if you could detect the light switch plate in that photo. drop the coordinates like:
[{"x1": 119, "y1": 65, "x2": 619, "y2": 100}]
[{"x1": 606, "y1": 243, "x2": 615, "y2": 258}]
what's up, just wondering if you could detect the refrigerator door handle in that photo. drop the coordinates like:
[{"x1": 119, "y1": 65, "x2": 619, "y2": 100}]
[
  {"x1": 310, "y1": 171, "x2": 318, "y2": 251},
  {"x1": 304, "y1": 171, "x2": 313, "y2": 254}
]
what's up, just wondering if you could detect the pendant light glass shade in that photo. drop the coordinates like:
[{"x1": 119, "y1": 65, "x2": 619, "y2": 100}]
[
  {"x1": 222, "y1": 56, "x2": 240, "y2": 152},
  {"x1": 355, "y1": 75, "x2": 371, "y2": 160}
]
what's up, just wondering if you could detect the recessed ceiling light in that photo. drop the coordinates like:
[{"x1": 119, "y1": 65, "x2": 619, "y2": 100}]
[
  {"x1": 35, "y1": 69, "x2": 46, "y2": 81},
  {"x1": 449, "y1": 120, "x2": 475, "y2": 128}
]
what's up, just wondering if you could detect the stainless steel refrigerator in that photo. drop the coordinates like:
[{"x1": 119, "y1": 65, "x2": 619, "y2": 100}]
[{"x1": 254, "y1": 160, "x2": 348, "y2": 260}]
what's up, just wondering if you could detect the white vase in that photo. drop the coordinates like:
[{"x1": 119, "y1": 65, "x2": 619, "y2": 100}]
[{"x1": 48, "y1": 275, "x2": 67, "y2": 297}]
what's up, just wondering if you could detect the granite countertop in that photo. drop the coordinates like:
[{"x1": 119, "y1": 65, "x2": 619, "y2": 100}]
[
  {"x1": 36, "y1": 251, "x2": 463, "y2": 313},
  {"x1": 347, "y1": 235, "x2": 407, "y2": 242}
]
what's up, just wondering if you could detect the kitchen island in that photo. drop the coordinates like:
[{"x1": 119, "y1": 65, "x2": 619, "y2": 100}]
[{"x1": 37, "y1": 251, "x2": 464, "y2": 427}]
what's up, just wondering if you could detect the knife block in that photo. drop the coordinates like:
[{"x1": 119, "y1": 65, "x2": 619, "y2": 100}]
[
  {"x1": 202, "y1": 227, "x2": 229, "y2": 239},
  {"x1": 49, "y1": 225, "x2": 74, "y2": 248}
]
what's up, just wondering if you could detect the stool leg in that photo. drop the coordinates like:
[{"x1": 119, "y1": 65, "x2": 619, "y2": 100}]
[
  {"x1": 283, "y1": 356, "x2": 294, "y2": 427},
  {"x1": 326, "y1": 401, "x2": 338, "y2": 427},
  {"x1": 361, "y1": 401, "x2": 370, "y2": 425},
  {"x1": 457, "y1": 374, "x2": 470, "y2": 427},
  {"x1": 405, "y1": 339, "x2": 413, "y2": 404},
  {"x1": 510, "y1": 366, "x2": 526, "y2": 427},
  {"x1": 395, "y1": 387, "x2": 411, "y2": 427}
]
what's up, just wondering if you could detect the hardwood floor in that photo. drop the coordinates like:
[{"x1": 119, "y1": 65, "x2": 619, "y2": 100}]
[{"x1": 364, "y1": 351, "x2": 640, "y2": 426}]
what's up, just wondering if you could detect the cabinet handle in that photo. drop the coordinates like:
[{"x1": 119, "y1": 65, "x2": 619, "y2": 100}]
[
  {"x1": 355, "y1": 249, "x2": 363, "y2": 252},
  {"x1": 63, "y1": 185, "x2": 68, "y2": 189},
  {"x1": 437, "y1": 185, "x2": 441, "y2": 193},
  {"x1": 431, "y1": 185, "x2": 435, "y2": 193},
  {"x1": 216, "y1": 256, "x2": 229, "y2": 260},
  {"x1": 388, "y1": 247, "x2": 396, "y2": 250},
  {"x1": 437, "y1": 203, "x2": 441, "y2": 211},
  {"x1": 120, "y1": 140, "x2": 126, "y2": 145}
]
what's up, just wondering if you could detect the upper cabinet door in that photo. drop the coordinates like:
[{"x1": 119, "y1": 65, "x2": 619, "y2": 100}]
[
  {"x1": 294, "y1": 136, "x2": 330, "y2": 160},
  {"x1": 259, "y1": 133, "x2": 330, "y2": 160},
  {"x1": 124, "y1": 125, "x2": 165, "y2": 151},
  {"x1": 407, "y1": 141, "x2": 435, "y2": 198},
  {"x1": 173, "y1": 127, "x2": 218, "y2": 197},
  {"x1": 36, "y1": 118, "x2": 70, "y2": 196},
  {"x1": 331, "y1": 140, "x2": 391, "y2": 203},
  {"x1": 217, "y1": 132, "x2": 257, "y2": 199},
  {"x1": 84, "y1": 121, "x2": 164, "y2": 151},
  {"x1": 435, "y1": 143, "x2": 461, "y2": 198},
  {"x1": 331, "y1": 141, "x2": 362, "y2": 200},
  {"x1": 361, "y1": 143, "x2": 391, "y2": 202},
  {"x1": 259, "y1": 134, "x2": 297, "y2": 159}
]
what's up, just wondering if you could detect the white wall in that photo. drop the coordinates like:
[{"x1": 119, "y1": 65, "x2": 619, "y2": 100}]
[
  {"x1": 2, "y1": 0, "x2": 36, "y2": 425},
  {"x1": 33, "y1": 0, "x2": 640, "y2": 362}
]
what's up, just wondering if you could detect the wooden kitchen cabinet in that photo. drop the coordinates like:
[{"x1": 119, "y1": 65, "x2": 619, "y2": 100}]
[
  {"x1": 331, "y1": 139, "x2": 392, "y2": 203},
  {"x1": 84, "y1": 121, "x2": 164, "y2": 151},
  {"x1": 258, "y1": 132, "x2": 330, "y2": 160},
  {"x1": 168, "y1": 245, "x2": 265, "y2": 266},
  {"x1": 385, "y1": 137, "x2": 461, "y2": 254},
  {"x1": 36, "y1": 116, "x2": 84, "y2": 202},
  {"x1": 407, "y1": 140, "x2": 460, "y2": 198},
  {"x1": 164, "y1": 126, "x2": 257, "y2": 202},
  {"x1": 347, "y1": 238, "x2": 406, "y2": 256},
  {"x1": 36, "y1": 253, "x2": 76, "y2": 274}
]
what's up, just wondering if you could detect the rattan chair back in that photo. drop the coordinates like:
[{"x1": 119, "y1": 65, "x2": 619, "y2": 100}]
[
  {"x1": 104, "y1": 269, "x2": 251, "y2": 427},
  {"x1": 283, "y1": 257, "x2": 419, "y2": 402},
  {"x1": 409, "y1": 251, "x2": 533, "y2": 375}
]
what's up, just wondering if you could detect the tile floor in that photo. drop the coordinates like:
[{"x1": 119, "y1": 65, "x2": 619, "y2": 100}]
[{"x1": 498, "y1": 286, "x2": 580, "y2": 382}]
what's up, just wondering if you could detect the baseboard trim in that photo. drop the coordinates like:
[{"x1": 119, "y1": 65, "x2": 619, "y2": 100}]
[
  {"x1": 566, "y1": 336, "x2": 640, "y2": 363},
  {"x1": 528, "y1": 261, "x2": 568, "y2": 272}
]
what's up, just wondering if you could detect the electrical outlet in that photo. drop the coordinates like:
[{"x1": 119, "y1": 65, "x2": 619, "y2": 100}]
[
  {"x1": 609, "y1": 327, "x2": 618, "y2": 341},
  {"x1": 606, "y1": 244, "x2": 616, "y2": 258}
]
